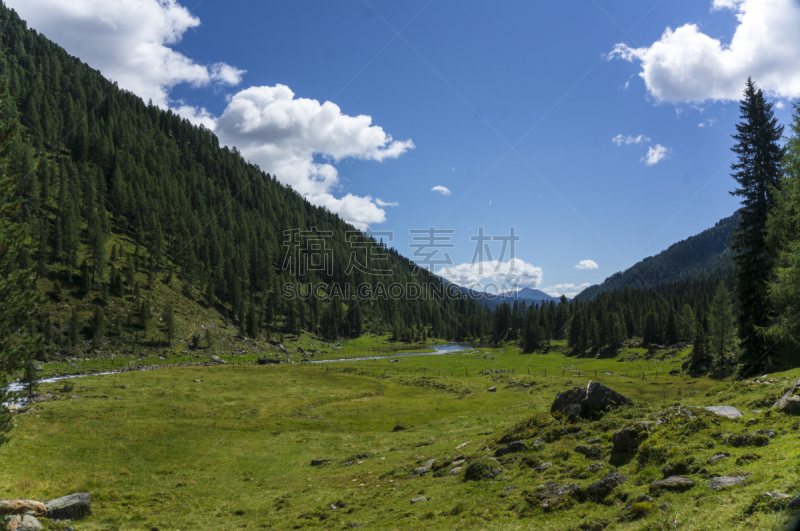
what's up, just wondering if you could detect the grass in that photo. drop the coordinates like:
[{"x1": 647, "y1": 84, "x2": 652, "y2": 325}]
[{"x1": 2, "y1": 343, "x2": 800, "y2": 530}]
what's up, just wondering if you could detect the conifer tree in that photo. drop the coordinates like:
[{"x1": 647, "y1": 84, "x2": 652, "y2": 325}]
[
  {"x1": 729, "y1": 78, "x2": 784, "y2": 374},
  {"x1": 709, "y1": 281, "x2": 735, "y2": 360}
]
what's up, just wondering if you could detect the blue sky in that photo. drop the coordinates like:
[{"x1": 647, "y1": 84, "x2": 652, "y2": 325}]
[{"x1": 10, "y1": 0, "x2": 800, "y2": 297}]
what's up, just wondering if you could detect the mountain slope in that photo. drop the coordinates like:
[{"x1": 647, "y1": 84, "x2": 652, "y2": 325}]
[
  {"x1": 577, "y1": 213, "x2": 739, "y2": 301},
  {"x1": 0, "y1": 4, "x2": 491, "y2": 354},
  {"x1": 463, "y1": 286, "x2": 563, "y2": 310}
]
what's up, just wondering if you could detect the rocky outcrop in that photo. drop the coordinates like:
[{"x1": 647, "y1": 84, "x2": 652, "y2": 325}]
[
  {"x1": 701, "y1": 406, "x2": 744, "y2": 419},
  {"x1": 4, "y1": 515, "x2": 42, "y2": 531},
  {"x1": 708, "y1": 474, "x2": 752, "y2": 490},
  {"x1": 585, "y1": 471, "x2": 628, "y2": 500},
  {"x1": 772, "y1": 377, "x2": 800, "y2": 415},
  {"x1": 650, "y1": 476, "x2": 694, "y2": 494},
  {"x1": 44, "y1": 493, "x2": 92, "y2": 520},
  {"x1": 495, "y1": 441, "x2": 526, "y2": 457},
  {"x1": 550, "y1": 382, "x2": 631, "y2": 419},
  {"x1": 609, "y1": 425, "x2": 648, "y2": 465},
  {"x1": 412, "y1": 459, "x2": 436, "y2": 476}
]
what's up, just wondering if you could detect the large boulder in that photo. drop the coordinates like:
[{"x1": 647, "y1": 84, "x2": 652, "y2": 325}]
[
  {"x1": 0, "y1": 500, "x2": 46, "y2": 516},
  {"x1": 44, "y1": 493, "x2": 91, "y2": 520},
  {"x1": 702, "y1": 406, "x2": 744, "y2": 419},
  {"x1": 585, "y1": 471, "x2": 628, "y2": 500},
  {"x1": 708, "y1": 474, "x2": 752, "y2": 490},
  {"x1": 650, "y1": 476, "x2": 694, "y2": 494},
  {"x1": 772, "y1": 377, "x2": 800, "y2": 415},
  {"x1": 550, "y1": 382, "x2": 631, "y2": 419},
  {"x1": 495, "y1": 441, "x2": 527, "y2": 457}
]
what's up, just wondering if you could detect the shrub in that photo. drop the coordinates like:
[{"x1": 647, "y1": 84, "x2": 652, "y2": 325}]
[{"x1": 463, "y1": 457, "x2": 503, "y2": 481}]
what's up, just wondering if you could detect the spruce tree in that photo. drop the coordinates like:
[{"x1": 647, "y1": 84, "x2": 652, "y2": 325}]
[
  {"x1": 709, "y1": 281, "x2": 735, "y2": 360},
  {"x1": 729, "y1": 78, "x2": 784, "y2": 374}
]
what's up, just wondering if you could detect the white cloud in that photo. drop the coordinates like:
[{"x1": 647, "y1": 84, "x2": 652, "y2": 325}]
[
  {"x1": 6, "y1": 0, "x2": 245, "y2": 109},
  {"x1": 375, "y1": 198, "x2": 398, "y2": 207},
  {"x1": 213, "y1": 84, "x2": 415, "y2": 230},
  {"x1": 698, "y1": 118, "x2": 717, "y2": 128},
  {"x1": 541, "y1": 283, "x2": 591, "y2": 299},
  {"x1": 575, "y1": 259, "x2": 599, "y2": 270},
  {"x1": 641, "y1": 144, "x2": 671, "y2": 166},
  {"x1": 8, "y1": 0, "x2": 414, "y2": 231},
  {"x1": 438, "y1": 258, "x2": 543, "y2": 292},
  {"x1": 608, "y1": 0, "x2": 800, "y2": 103},
  {"x1": 431, "y1": 185, "x2": 451, "y2": 196},
  {"x1": 776, "y1": 101, "x2": 786, "y2": 109},
  {"x1": 612, "y1": 134, "x2": 651, "y2": 146}
]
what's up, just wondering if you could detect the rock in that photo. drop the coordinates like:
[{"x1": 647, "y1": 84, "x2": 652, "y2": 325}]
[
  {"x1": 194, "y1": 379, "x2": 202, "y2": 383},
  {"x1": 412, "y1": 459, "x2": 436, "y2": 476},
  {"x1": 310, "y1": 459, "x2": 332, "y2": 466},
  {"x1": 610, "y1": 425, "x2": 648, "y2": 465},
  {"x1": 0, "y1": 500, "x2": 46, "y2": 516},
  {"x1": 392, "y1": 425, "x2": 408, "y2": 432},
  {"x1": 4, "y1": 515, "x2": 43, "y2": 531},
  {"x1": 585, "y1": 471, "x2": 628, "y2": 500},
  {"x1": 708, "y1": 474, "x2": 752, "y2": 490},
  {"x1": 495, "y1": 441, "x2": 527, "y2": 457},
  {"x1": 574, "y1": 445, "x2": 603, "y2": 459},
  {"x1": 44, "y1": 493, "x2": 91, "y2": 520},
  {"x1": 707, "y1": 452, "x2": 730, "y2": 463},
  {"x1": 532, "y1": 438, "x2": 543, "y2": 449},
  {"x1": 487, "y1": 386, "x2": 497, "y2": 393},
  {"x1": 725, "y1": 433, "x2": 770, "y2": 447},
  {"x1": 449, "y1": 467, "x2": 462, "y2": 475},
  {"x1": 534, "y1": 461, "x2": 552, "y2": 472},
  {"x1": 702, "y1": 406, "x2": 744, "y2": 419},
  {"x1": 650, "y1": 476, "x2": 695, "y2": 493},
  {"x1": 530, "y1": 482, "x2": 582, "y2": 511},
  {"x1": 464, "y1": 457, "x2": 503, "y2": 481},
  {"x1": 550, "y1": 382, "x2": 631, "y2": 419},
  {"x1": 34, "y1": 365, "x2": 43, "y2": 372},
  {"x1": 788, "y1": 494, "x2": 800, "y2": 511},
  {"x1": 410, "y1": 497, "x2": 427, "y2": 503},
  {"x1": 771, "y1": 377, "x2": 800, "y2": 415},
  {"x1": 210, "y1": 356, "x2": 221, "y2": 361}
]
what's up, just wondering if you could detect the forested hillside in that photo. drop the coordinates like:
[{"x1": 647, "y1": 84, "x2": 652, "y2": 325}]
[
  {"x1": 0, "y1": 4, "x2": 492, "y2": 355},
  {"x1": 578, "y1": 213, "x2": 738, "y2": 301}
]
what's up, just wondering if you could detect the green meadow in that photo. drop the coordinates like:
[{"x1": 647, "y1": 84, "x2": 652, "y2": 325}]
[{"x1": 2, "y1": 342, "x2": 799, "y2": 530}]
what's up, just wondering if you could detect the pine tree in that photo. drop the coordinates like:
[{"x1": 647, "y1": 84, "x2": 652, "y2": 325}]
[
  {"x1": 729, "y1": 78, "x2": 784, "y2": 374},
  {"x1": 163, "y1": 302, "x2": 175, "y2": 346},
  {"x1": 689, "y1": 322, "x2": 711, "y2": 374},
  {"x1": 21, "y1": 358, "x2": 39, "y2": 403},
  {"x1": 708, "y1": 281, "x2": 735, "y2": 360}
]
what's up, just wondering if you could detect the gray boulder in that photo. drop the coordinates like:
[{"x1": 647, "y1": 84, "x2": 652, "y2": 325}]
[
  {"x1": 585, "y1": 471, "x2": 628, "y2": 500},
  {"x1": 487, "y1": 386, "x2": 497, "y2": 393},
  {"x1": 708, "y1": 474, "x2": 752, "y2": 490},
  {"x1": 702, "y1": 406, "x2": 744, "y2": 419},
  {"x1": 650, "y1": 476, "x2": 694, "y2": 494},
  {"x1": 412, "y1": 459, "x2": 436, "y2": 476},
  {"x1": 707, "y1": 452, "x2": 730, "y2": 463},
  {"x1": 551, "y1": 382, "x2": 631, "y2": 419},
  {"x1": 495, "y1": 441, "x2": 526, "y2": 457},
  {"x1": 4, "y1": 515, "x2": 43, "y2": 530},
  {"x1": 44, "y1": 493, "x2": 92, "y2": 520},
  {"x1": 771, "y1": 377, "x2": 800, "y2": 415}
]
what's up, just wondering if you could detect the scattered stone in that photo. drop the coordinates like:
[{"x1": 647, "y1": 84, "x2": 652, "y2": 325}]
[
  {"x1": 495, "y1": 441, "x2": 527, "y2": 457},
  {"x1": 0, "y1": 500, "x2": 46, "y2": 516},
  {"x1": 725, "y1": 433, "x2": 769, "y2": 447},
  {"x1": 755, "y1": 429, "x2": 776, "y2": 438},
  {"x1": 707, "y1": 452, "x2": 730, "y2": 463},
  {"x1": 464, "y1": 457, "x2": 503, "y2": 481},
  {"x1": 532, "y1": 438, "x2": 543, "y2": 449},
  {"x1": 650, "y1": 476, "x2": 694, "y2": 494},
  {"x1": 412, "y1": 459, "x2": 436, "y2": 476},
  {"x1": 392, "y1": 425, "x2": 408, "y2": 432},
  {"x1": 771, "y1": 377, "x2": 800, "y2": 415},
  {"x1": 534, "y1": 461, "x2": 552, "y2": 472},
  {"x1": 745, "y1": 492, "x2": 792, "y2": 515},
  {"x1": 574, "y1": 445, "x2": 603, "y2": 459},
  {"x1": 194, "y1": 380, "x2": 202, "y2": 383},
  {"x1": 702, "y1": 406, "x2": 744, "y2": 419},
  {"x1": 454, "y1": 441, "x2": 469, "y2": 449},
  {"x1": 708, "y1": 474, "x2": 752, "y2": 490},
  {"x1": 410, "y1": 497, "x2": 427, "y2": 504},
  {"x1": 44, "y1": 493, "x2": 92, "y2": 520},
  {"x1": 449, "y1": 467, "x2": 462, "y2": 475},
  {"x1": 585, "y1": 471, "x2": 628, "y2": 500},
  {"x1": 4, "y1": 515, "x2": 43, "y2": 531},
  {"x1": 621, "y1": 496, "x2": 654, "y2": 521},
  {"x1": 530, "y1": 482, "x2": 582, "y2": 511},
  {"x1": 788, "y1": 494, "x2": 800, "y2": 511},
  {"x1": 550, "y1": 382, "x2": 631, "y2": 419},
  {"x1": 487, "y1": 386, "x2": 497, "y2": 393},
  {"x1": 310, "y1": 459, "x2": 332, "y2": 466},
  {"x1": 736, "y1": 453, "x2": 762, "y2": 465},
  {"x1": 586, "y1": 437, "x2": 602, "y2": 444}
]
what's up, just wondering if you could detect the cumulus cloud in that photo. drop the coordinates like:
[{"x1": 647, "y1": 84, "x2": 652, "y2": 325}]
[
  {"x1": 541, "y1": 283, "x2": 591, "y2": 299},
  {"x1": 641, "y1": 144, "x2": 671, "y2": 166},
  {"x1": 9, "y1": 1, "x2": 415, "y2": 230},
  {"x1": 612, "y1": 134, "x2": 651, "y2": 146},
  {"x1": 6, "y1": 0, "x2": 245, "y2": 109},
  {"x1": 213, "y1": 84, "x2": 414, "y2": 229},
  {"x1": 431, "y1": 185, "x2": 451, "y2": 196},
  {"x1": 575, "y1": 259, "x2": 599, "y2": 270},
  {"x1": 438, "y1": 258, "x2": 543, "y2": 292},
  {"x1": 608, "y1": 0, "x2": 800, "y2": 103}
]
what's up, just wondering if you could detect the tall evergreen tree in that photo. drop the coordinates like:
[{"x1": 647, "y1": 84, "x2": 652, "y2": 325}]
[
  {"x1": 708, "y1": 281, "x2": 735, "y2": 360},
  {"x1": 729, "y1": 78, "x2": 784, "y2": 374}
]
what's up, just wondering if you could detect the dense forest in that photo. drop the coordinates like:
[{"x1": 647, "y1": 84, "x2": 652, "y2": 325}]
[{"x1": 1, "y1": 4, "x2": 798, "y2": 378}]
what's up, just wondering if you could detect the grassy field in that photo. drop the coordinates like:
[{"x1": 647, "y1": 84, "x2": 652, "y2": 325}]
[{"x1": 2, "y1": 343, "x2": 799, "y2": 530}]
